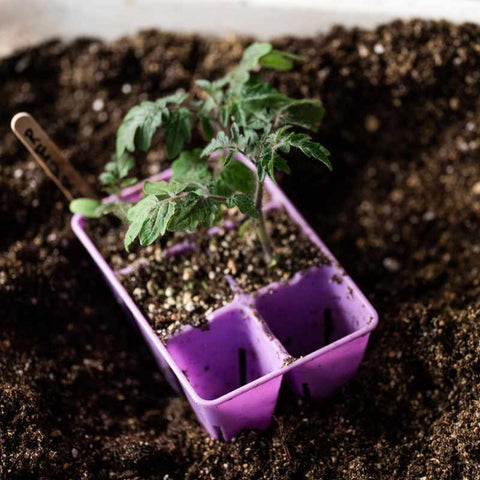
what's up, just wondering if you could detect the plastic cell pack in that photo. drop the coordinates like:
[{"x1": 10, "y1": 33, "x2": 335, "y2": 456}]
[{"x1": 72, "y1": 159, "x2": 378, "y2": 441}]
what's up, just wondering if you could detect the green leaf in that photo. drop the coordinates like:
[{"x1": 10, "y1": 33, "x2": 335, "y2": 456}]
[
  {"x1": 199, "y1": 114, "x2": 214, "y2": 140},
  {"x1": 240, "y1": 42, "x2": 273, "y2": 72},
  {"x1": 274, "y1": 155, "x2": 291, "y2": 174},
  {"x1": 239, "y1": 81, "x2": 291, "y2": 112},
  {"x1": 161, "y1": 92, "x2": 189, "y2": 105},
  {"x1": 99, "y1": 171, "x2": 116, "y2": 185},
  {"x1": 201, "y1": 131, "x2": 233, "y2": 158},
  {"x1": 259, "y1": 145, "x2": 275, "y2": 182},
  {"x1": 246, "y1": 109, "x2": 273, "y2": 131},
  {"x1": 125, "y1": 195, "x2": 176, "y2": 250},
  {"x1": 258, "y1": 50, "x2": 293, "y2": 71},
  {"x1": 228, "y1": 42, "x2": 273, "y2": 86},
  {"x1": 116, "y1": 101, "x2": 168, "y2": 156},
  {"x1": 281, "y1": 99, "x2": 324, "y2": 132},
  {"x1": 168, "y1": 194, "x2": 220, "y2": 231},
  {"x1": 116, "y1": 151, "x2": 135, "y2": 179},
  {"x1": 70, "y1": 198, "x2": 102, "y2": 218},
  {"x1": 195, "y1": 79, "x2": 212, "y2": 91},
  {"x1": 237, "y1": 128, "x2": 259, "y2": 153},
  {"x1": 220, "y1": 161, "x2": 256, "y2": 195},
  {"x1": 230, "y1": 123, "x2": 240, "y2": 143},
  {"x1": 226, "y1": 193, "x2": 259, "y2": 218},
  {"x1": 171, "y1": 149, "x2": 211, "y2": 183},
  {"x1": 120, "y1": 178, "x2": 138, "y2": 188},
  {"x1": 143, "y1": 180, "x2": 187, "y2": 196},
  {"x1": 126, "y1": 195, "x2": 156, "y2": 223},
  {"x1": 282, "y1": 132, "x2": 332, "y2": 170},
  {"x1": 104, "y1": 161, "x2": 117, "y2": 172},
  {"x1": 220, "y1": 105, "x2": 229, "y2": 127},
  {"x1": 224, "y1": 149, "x2": 236, "y2": 166},
  {"x1": 139, "y1": 201, "x2": 176, "y2": 246},
  {"x1": 231, "y1": 102, "x2": 247, "y2": 126},
  {"x1": 258, "y1": 49, "x2": 304, "y2": 71},
  {"x1": 94, "y1": 201, "x2": 131, "y2": 222},
  {"x1": 124, "y1": 219, "x2": 143, "y2": 252},
  {"x1": 116, "y1": 92, "x2": 188, "y2": 157},
  {"x1": 99, "y1": 152, "x2": 135, "y2": 190},
  {"x1": 165, "y1": 108, "x2": 194, "y2": 158}
]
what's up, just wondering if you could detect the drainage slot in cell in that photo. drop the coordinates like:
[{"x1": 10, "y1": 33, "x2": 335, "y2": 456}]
[
  {"x1": 165, "y1": 306, "x2": 286, "y2": 400},
  {"x1": 239, "y1": 348, "x2": 247, "y2": 387},
  {"x1": 214, "y1": 426, "x2": 225, "y2": 441},
  {"x1": 254, "y1": 267, "x2": 362, "y2": 357},
  {"x1": 302, "y1": 382, "x2": 311, "y2": 398}
]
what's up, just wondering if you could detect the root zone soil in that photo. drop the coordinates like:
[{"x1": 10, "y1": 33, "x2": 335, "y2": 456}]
[
  {"x1": 1, "y1": 19, "x2": 480, "y2": 480},
  {"x1": 90, "y1": 208, "x2": 329, "y2": 341}
]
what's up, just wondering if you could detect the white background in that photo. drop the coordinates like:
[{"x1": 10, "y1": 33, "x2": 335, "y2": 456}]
[{"x1": 1, "y1": 0, "x2": 480, "y2": 57}]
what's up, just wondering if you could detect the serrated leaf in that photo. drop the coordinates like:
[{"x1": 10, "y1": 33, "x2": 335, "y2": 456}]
[
  {"x1": 229, "y1": 42, "x2": 273, "y2": 87},
  {"x1": 258, "y1": 49, "x2": 304, "y2": 72},
  {"x1": 94, "y1": 201, "x2": 131, "y2": 222},
  {"x1": 171, "y1": 149, "x2": 211, "y2": 183},
  {"x1": 116, "y1": 151, "x2": 135, "y2": 179},
  {"x1": 247, "y1": 109, "x2": 273, "y2": 131},
  {"x1": 125, "y1": 195, "x2": 176, "y2": 250},
  {"x1": 220, "y1": 105, "x2": 229, "y2": 127},
  {"x1": 165, "y1": 108, "x2": 194, "y2": 158},
  {"x1": 116, "y1": 91, "x2": 188, "y2": 157},
  {"x1": 201, "y1": 131, "x2": 233, "y2": 158},
  {"x1": 237, "y1": 128, "x2": 259, "y2": 152},
  {"x1": 240, "y1": 42, "x2": 273, "y2": 71},
  {"x1": 282, "y1": 132, "x2": 332, "y2": 170},
  {"x1": 161, "y1": 91, "x2": 189, "y2": 105},
  {"x1": 143, "y1": 180, "x2": 187, "y2": 196},
  {"x1": 230, "y1": 123, "x2": 240, "y2": 143},
  {"x1": 220, "y1": 161, "x2": 256, "y2": 195},
  {"x1": 201, "y1": 95, "x2": 217, "y2": 115},
  {"x1": 195, "y1": 79, "x2": 212, "y2": 90},
  {"x1": 168, "y1": 194, "x2": 220, "y2": 231},
  {"x1": 100, "y1": 152, "x2": 135, "y2": 186},
  {"x1": 281, "y1": 99, "x2": 324, "y2": 132},
  {"x1": 274, "y1": 155, "x2": 291, "y2": 174},
  {"x1": 224, "y1": 149, "x2": 236, "y2": 166},
  {"x1": 258, "y1": 50, "x2": 293, "y2": 71},
  {"x1": 120, "y1": 177, "x2": 138, "y2": 188},
  {"x1": 139, "y1": 201, "x2": 176, "y2": 246},
  {"x1": 69, "y1": 198, "x2": 102, "y2": 218},
  {"x1": 226, "y1": 193, "x2": 259, "y2": 218},
  {"x1": 199, "y1": 114, "x2": 214, "y2": 140},
  {"x1": 116, "y1": 101, "x2": 168, "y2": 156},
  {"x1": 239, "y1": 81, "x2": 291, "y2": 112},
  {"x1": 105, "y1": 161, "x2": 117, "y2": 172},
  {"x1": 124, "y1": 220, "x2": 142, "y2": 251},
  {"x1": 99, "y1": 172, "x2": 116, "y2": 185},
  {"x1": 259, "y1": 145, "x2": 275, "y2": 181},
  {"x1": 231, "y1": 102, "x2": 247, "y2": 127}
]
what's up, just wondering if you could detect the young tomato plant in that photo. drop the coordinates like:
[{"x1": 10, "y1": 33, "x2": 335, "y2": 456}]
[{"x1": 70, "y1": 42, "x2": 332, "y2": 263}]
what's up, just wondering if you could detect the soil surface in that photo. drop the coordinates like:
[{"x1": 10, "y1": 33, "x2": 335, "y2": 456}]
[
  {"x1": 90, "y1": 208, "x2": 329, "y2": 340},
  {"x1": 1, "y1": 19, "x2": 480, "y2": 479}
]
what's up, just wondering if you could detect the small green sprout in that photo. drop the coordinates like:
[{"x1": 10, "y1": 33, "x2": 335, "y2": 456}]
[{"x1": 71, "y1": 42, "x2": 331, "y2": 263}]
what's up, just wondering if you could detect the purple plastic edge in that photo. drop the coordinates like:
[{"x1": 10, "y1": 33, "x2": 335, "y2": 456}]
[{"x1": 71, "y1": 155, "x2": 379, "y2": 407}]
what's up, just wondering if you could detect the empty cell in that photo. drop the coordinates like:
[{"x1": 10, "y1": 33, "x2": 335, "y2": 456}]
[
  {"x1": 254, "y1": 266, "x2": 368, "y2": 357},
  {"x1": 165, "y1": 305, "x2": 286, "y2": 401}
]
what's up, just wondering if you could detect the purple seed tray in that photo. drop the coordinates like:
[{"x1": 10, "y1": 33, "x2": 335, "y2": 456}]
[{"x1": 71, "y1": 155, "x2": 378, "y2": 441}]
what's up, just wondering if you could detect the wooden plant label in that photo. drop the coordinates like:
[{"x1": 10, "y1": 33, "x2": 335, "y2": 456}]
[{"x1": 10, "y1": 112, "x2": 95, "y2": 200}]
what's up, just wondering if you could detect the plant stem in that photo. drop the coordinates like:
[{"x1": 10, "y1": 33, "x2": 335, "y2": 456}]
[{"x1": 254, "y1": 177, "x2": 273, "y2": 264}]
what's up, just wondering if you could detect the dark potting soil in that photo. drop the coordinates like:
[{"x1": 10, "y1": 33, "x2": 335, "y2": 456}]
[
  {"x1": 88, "y1": 208, "x2": 329, "y2": 341},
  {"x1": 1, "y1": 19, "x2": 480, "y2": 480}
]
